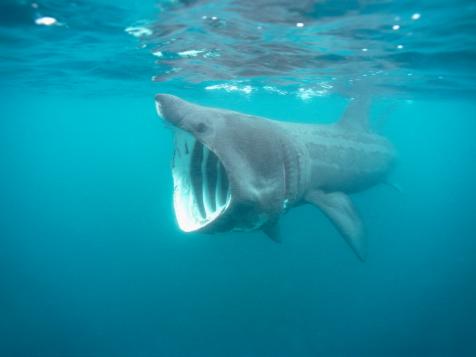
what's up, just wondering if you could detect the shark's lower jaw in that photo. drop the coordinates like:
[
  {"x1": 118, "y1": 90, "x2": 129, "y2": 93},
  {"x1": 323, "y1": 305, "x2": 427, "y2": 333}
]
[{"x1": 172, "y1": 129, "x2": 232, "y2": 232}]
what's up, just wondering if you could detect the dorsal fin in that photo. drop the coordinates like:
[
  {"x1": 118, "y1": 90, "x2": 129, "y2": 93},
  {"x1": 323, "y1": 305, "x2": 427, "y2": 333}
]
[{"x1": 338, "y1": 95, "x2": 371, "y2": 132}]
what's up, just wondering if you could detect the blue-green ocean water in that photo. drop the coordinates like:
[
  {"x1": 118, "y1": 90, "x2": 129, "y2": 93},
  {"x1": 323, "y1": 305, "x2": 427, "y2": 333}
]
[{"x1": 1, "y1": 1, "x2": 476, "y2": 356}]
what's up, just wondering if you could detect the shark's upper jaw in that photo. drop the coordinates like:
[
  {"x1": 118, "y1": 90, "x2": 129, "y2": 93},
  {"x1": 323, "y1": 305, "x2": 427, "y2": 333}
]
[{"x1": 172, "y1": 129, "x2": 232, "y2": 232}]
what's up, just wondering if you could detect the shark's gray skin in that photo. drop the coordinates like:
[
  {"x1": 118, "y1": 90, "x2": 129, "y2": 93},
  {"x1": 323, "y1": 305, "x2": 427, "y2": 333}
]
[{"x1": 155, "y1": 94, "x2": 395, "y2": 260}]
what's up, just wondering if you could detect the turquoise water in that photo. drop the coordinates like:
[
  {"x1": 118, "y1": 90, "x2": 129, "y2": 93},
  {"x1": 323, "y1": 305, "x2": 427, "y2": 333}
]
[{"x1": 1, "y1": 1, "x2": 476, "y2": 356}]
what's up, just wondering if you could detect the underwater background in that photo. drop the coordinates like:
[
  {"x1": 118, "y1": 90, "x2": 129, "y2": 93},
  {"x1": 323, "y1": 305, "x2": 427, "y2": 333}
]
[{"x1": 1, "y1": 0, "x2": 476, "y2": 356}]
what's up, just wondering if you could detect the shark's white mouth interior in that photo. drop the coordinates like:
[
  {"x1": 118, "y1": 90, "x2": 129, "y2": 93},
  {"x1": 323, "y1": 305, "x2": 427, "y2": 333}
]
[{"x1": 172, "y1": 129, "x2": 232, "y2": 232}]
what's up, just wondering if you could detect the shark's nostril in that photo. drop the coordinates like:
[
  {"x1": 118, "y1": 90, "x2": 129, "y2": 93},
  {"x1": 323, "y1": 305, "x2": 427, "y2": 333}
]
[{"x1": 155, "y1": 93, "x2": 172, "y2": 103}]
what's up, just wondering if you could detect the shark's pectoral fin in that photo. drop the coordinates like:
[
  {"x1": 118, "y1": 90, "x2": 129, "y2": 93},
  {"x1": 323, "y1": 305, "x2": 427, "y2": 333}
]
[
  {"x1": 305, "y1": 190, "x2": 366, "y2": 261},
  {"x1": 262, "y1": 220, "x2": 281, "y2": 243}
]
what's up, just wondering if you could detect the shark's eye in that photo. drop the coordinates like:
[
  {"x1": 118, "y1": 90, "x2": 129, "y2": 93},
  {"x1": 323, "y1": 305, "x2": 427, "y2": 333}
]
[{"x1": 196, "y1": 122, "x2": 207, "y2": 133}]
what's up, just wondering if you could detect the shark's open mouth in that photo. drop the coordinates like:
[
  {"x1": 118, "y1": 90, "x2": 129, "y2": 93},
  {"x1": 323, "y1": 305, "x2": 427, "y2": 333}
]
[{"x1": 172, "y1": 129, "x2": 232, "y2": 232}]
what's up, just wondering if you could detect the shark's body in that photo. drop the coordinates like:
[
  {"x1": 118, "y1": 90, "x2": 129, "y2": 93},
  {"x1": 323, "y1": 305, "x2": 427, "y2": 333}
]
[{"x1": 155, "y1": 94, "x2": 395, "y2": 260}]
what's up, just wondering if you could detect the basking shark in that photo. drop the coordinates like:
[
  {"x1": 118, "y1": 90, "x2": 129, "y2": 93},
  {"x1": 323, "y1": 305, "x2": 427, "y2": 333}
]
[{"x1": 155, "y1": 94, "x2": 395, "y2": 260}]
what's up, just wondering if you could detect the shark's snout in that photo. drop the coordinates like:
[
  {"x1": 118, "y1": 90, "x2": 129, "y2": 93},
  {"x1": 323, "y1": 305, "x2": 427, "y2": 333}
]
[
  {"x1": 155, "y1": 93, "x2": 176, "y2": 108},
  {"x1": 155, "y1": 94, "x2": 176, "y2": 121}
]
